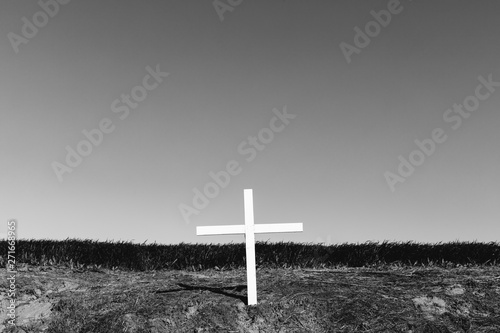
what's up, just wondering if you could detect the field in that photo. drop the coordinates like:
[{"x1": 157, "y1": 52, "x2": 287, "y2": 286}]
[{"x1": 0, "y1": 239, "x2": 499, "y2": 332}]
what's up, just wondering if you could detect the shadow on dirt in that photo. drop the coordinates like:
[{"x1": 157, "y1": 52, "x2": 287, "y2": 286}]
[{"x1": 155, "y1": 283, "x2": 248, "y2": 304}]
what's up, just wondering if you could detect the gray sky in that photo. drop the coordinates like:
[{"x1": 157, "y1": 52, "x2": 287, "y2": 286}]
[{"x1": 1, "y1": 0, "x2": 499, "y2": 245}]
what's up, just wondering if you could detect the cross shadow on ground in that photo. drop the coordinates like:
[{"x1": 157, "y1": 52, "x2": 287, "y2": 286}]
[{"x1": 155, "y1": 283, "x2": 249, "y2": 304}]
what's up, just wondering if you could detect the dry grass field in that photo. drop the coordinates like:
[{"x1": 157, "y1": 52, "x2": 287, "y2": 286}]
[{"x1": 1, "y1": 240, "x2": 499, "y2": 332}]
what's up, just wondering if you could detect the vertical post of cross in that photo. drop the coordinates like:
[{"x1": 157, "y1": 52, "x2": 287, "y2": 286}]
[{"x1": 244, "y1": 189, "x2": 257, "y2": 305}]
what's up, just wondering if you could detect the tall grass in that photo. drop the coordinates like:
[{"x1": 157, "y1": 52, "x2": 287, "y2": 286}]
[{"x1": 0, "y1": 239, "x2": 498, "y2": 271}]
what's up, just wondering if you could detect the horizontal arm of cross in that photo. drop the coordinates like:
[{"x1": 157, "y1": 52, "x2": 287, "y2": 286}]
[
  {"x1": 196, "y1": 223, "x2": 303, "y2": 236},
  {"x1": 196, "y1": 225, "x2": 245, "y2": 236}
]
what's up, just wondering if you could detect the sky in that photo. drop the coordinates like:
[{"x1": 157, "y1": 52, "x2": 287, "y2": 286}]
[{"x1": 1, "y1": 0, "x2": 499, "y2": 246}]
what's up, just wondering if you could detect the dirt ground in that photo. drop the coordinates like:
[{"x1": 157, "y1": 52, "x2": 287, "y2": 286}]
[{"x1": 1, "y1": 264, "x2": 499, "y2": 332}]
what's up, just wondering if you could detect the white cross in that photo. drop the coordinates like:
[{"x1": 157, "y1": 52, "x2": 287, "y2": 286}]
[{"x1": 196, "y1": 189, "x2": 303, "y2": 305}]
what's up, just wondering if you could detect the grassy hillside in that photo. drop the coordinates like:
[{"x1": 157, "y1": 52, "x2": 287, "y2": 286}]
[
  {"x1": 1, "y1": 239, "x2": 499, "y2": 271},
  {"x1": 1, "y1": 240, "x2": 499, "y2": 332}
]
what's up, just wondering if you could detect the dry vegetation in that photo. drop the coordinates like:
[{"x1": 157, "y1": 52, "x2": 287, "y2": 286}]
[
  {"x1": 0, "y1": 239, "x2": 499, "y2": 332},
  {"x1": 1, "y1": 239, "x2": 499, "y2": 270}
]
